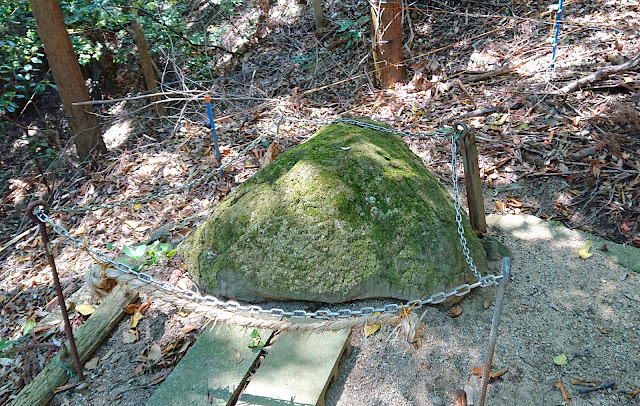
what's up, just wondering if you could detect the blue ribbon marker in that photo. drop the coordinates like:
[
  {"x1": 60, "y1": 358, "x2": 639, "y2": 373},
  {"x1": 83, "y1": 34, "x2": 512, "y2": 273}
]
[{"x1": 205, "y1": 94, "x2": 221, "y2": 161}]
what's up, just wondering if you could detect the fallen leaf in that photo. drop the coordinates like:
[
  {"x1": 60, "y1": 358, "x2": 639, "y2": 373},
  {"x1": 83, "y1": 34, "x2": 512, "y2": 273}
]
[
  {"x1": 449, "y1": 305, "x2": 463, "y2": 318},
  {"x1": 456, "y1": 390, "x2": 467, "y2": 406},
  {"x1": 32, "y1": 325, "x2": 57, "y2": 334},
  {"x1": 600, "y1": 243, "x2": 608, "y2": 252},
  {"x1": 235, "y1": 351, "x2": 243, "y2": 364},
  {"x1": 261, "y1": 142, "x2": 279, "y2": 168},
  {"x1": 553, "y1": 353, "x2": 568, "y2": 366},
  {"x1": 598, "y1": 327, "x2": 609, "y2": 334},
  {"x1": 506, "y1": 196, "x2": 523, "y2": 208},
  {"x1": 122, "y1": 330, "x2": 137, "y2": 344},
  {"x1": 148, "y1": 343, "x2": 162, "y2": 362},
  {"x1": 84, "y1": 356, "x2": 100, "y2": 370},
  {"x1": 176, "y1": 278, "x2": 189, "y2": 291},
  {"x1": 553, "y1": 380, "x2": 571, "y2": 402},
  {"x1": 628, "y1": 387, "x2": 640, "y2": 399},
  {"x1": 22, "y1": 318, "x2": 36, "y2": 335},
  {"x1": 139, "y1": 301, "x2": 151, "y2": 314},
  {"x1": 471, "y1": 367, "x2": 507, "y2": 379},
  {"x1": 133, "y1": 363, "x2": 144, "y2": 375},
  {"x1": 147, "y1": 373, "x2": 168, "y2": 386},
  {"x1": 124, "y1": 220, "x2": 141, "y2": 229},
  {"x1": 100, "y1": 349, "x2": 114, "y2": 362},
  {"x1": 76, "y1": 303, "x2": 96, "y2": 316},
  {"x1": 578, "y1": 241, "x2": 593, "y2": 259},
  {"x1": 495, "y1": 113, "x2": 509, "y2": 126},
  {"x1": 130, "y1": 309, "x2": 144, "y2": 328},
  {"x1": 364, "y1": 324, "x2": 381, "y2": 338},
  {"x1": 133, "y1": 203, "x2": 142, "y2": 210},
  {"x1": 182, "y1": 324, "x2": 196, "y2": 334},
  {"x1": 124, "y1": 304, "x2": 139, "y2": 315},
  {"x1": 495, "y1": 201, "x2": 506, "y2": 212}
]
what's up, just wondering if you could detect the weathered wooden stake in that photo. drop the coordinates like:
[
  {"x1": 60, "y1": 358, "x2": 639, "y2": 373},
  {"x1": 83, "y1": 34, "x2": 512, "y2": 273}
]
[
  {"x1": 370, "y1": 0, "x2": 406, "y2": 88},
  {"x1": 458, "y1": 124, "x2": 487, "y2": 235}
]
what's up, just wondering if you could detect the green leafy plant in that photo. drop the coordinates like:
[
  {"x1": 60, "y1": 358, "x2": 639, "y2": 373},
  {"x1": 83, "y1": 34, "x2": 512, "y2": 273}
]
[
  {"x1": 122, "y1": 240, "x2": 177, "y2": 271},
  {"x1": 337, "y1": 16, "x2": 369, "y2": 49},
  {"x1": 248, "y1": 329, "x2": 263, "y2": 348},
  {"x1": 0, "y1": 338, "x2": 13, "y2": 353}
]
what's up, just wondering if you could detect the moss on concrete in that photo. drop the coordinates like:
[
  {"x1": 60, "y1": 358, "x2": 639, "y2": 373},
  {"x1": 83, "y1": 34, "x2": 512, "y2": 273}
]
[{"x1": 179, "y1": 119, "x2": 487, "y2": 303}]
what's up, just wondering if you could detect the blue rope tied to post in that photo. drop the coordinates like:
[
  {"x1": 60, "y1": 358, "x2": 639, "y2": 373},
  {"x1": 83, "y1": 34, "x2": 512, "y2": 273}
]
[
  {"x1": 550, "y1": 0, "x2": 564, "y2": 70},
  {"x1": 205, "y1": 94, "x2": 221, "y2": 161}
]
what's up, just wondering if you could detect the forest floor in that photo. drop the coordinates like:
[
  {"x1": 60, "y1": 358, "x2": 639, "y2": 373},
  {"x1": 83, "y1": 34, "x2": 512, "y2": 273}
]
[{"x1": 1, "y1": 0, "x2": 640, "y2": 404}]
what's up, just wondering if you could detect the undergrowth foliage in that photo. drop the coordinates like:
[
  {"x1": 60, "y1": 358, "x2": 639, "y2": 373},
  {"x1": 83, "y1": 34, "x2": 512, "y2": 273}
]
[{"x1": 0, "y1": 0, "x2": 246, "y2": 115}]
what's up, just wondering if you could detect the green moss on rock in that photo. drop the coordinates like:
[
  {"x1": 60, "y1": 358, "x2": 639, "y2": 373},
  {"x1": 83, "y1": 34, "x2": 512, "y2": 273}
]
[{"x1": 179, "y1": 119, "x2": 487, "y2": 303}]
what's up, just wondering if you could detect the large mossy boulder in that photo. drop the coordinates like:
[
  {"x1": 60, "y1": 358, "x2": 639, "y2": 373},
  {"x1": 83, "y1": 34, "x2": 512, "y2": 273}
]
[{"x1": 179, "y1": 119, "x2": 486, "y2": 303}]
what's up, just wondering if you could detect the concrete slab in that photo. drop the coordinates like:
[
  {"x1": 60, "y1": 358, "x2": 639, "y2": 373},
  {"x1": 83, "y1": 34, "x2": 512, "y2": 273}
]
[
  {"x1": 147, "y1": 324, "x2": 273, "y2": 406},
  {"x1": 487, "y1": 214, "x2": 639, "y2": 272},
  {"x1": 237, "y1": 327, "x2": 351, "y2": 406}
]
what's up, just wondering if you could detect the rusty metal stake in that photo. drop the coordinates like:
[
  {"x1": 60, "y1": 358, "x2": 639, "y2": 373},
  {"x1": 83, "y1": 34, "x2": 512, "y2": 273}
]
[
  {"x1": 479, "y1": 257, "x2": 511, "y2": 406},
  {"x1": 26, "y1": 200, "x2": 84, "y2": 381}
]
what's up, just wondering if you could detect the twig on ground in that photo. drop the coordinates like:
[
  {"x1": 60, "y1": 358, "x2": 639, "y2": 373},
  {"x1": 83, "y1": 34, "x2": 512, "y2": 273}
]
[
  {"x1": 575, "y1": 381, "x2": 615, "y2": 394},
  {"x1": 558, "y1": 52, "x2": 640, "y2": 94}
]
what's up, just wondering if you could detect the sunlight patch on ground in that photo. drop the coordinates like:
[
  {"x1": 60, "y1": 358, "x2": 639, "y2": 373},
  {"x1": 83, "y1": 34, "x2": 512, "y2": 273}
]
[{"x1": 103, "y1": 118, "x2": 133, "y2": 149}]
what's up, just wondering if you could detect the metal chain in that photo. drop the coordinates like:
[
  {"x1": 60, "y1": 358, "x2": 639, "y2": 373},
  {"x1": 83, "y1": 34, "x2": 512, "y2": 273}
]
[
  {"x1": 52, "y1": 116, "x2": 451, "y2": 214},
  {"x1": 450, "y1": 138, "x2": 482, "y2": 280},
  {"x1": 37, "y1": 116, "x2": 495, "y2": 319},
  {"x1": 51, "y1": 119, "x2": 281, "y2": 213},
  {"x1": 34, "y1": 208, "x2": 501, "y2": 319}
]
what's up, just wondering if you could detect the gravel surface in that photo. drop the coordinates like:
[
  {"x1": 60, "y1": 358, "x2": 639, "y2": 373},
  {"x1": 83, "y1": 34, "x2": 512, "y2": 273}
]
[{"x1": 325, "y1": 215, "x2": 640, "y2": 406}]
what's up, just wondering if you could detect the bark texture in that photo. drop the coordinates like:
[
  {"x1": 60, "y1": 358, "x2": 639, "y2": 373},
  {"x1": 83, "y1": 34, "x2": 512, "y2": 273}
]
[{"x1": 29, "y1": 0, "x2": 106, "y2": 161}]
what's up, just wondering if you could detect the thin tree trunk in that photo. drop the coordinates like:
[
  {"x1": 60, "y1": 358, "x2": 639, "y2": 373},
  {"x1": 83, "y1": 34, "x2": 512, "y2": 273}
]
[
  {"x1": 313, "y1": 0, "x2": 324, "y2": 32},
  {"x1": 29, "y1": 0, "x2": 106, "y2": 162},
  {"x1": 370, "y1": 0, "x2": 405, "y2": 88},
  {"x1": 131, "y1": 19, "x2": 166, "y2": 117}
]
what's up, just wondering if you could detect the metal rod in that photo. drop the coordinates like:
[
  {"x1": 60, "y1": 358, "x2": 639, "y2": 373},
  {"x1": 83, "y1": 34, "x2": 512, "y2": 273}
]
[
  {"x1": 479, "y1": 257, "x2": 511, "y2": 406},
  {"x1": 205, "y1": 94, "x2": 221, "y2": 161},
  {"x1": 550, "y1": 0, "x2": 564, "y2": 70},
  {"x1": 26, "y1": 200, "x2": 85, "y2": 381}
]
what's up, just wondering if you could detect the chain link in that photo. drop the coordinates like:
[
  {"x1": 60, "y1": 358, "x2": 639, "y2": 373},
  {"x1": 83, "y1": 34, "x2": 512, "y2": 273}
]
[
  {"x1": 34, "y1": 207, "x2": 502, "y2": 319},
  {"x1": 51, "y1": 118, "x2": 282, "y2": 214},
  {"x1": 35, "y1": 116, "x2": 503, "y2": 320}
]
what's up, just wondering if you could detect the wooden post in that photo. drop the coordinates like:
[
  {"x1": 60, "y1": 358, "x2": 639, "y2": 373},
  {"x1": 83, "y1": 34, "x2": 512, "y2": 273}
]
[
  {"x1": 312, "y1": 0, "x2": 324, "y2": 32},
  {"x1": 370, "y1": 0, "x2": 406, "y2": 88},
  {"x1": 458, "y1": 125, "x2": 487, "y2": 235},
  {"x1": 131, "y1": 18, "x2": 166, "y2": 117}
]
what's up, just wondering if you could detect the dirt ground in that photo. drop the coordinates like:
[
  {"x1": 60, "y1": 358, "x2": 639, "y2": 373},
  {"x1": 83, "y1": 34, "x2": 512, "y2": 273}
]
[
  {"x1": 2, "y1": 0, "x2": 640, "y2": 404},
  {"x1": 40, "y1": 214, "x2": 640, "y2": 406},
  {"x1": 326, "y1": 215, "x2": 640, "y2": 406}
]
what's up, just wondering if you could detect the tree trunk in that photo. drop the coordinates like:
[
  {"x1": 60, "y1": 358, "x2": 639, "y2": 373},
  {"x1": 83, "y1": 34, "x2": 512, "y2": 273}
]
[
  {"x1": 131, "y1": 19, "x2": 166, "y2": 117},
  {"x1": 370, "y1": 0, "x2": 405, "y2": 88},
  {"x1": 313, "y1": 0, "x2": 324, "y2": 32},
  {"x1": 28, "y1": 0, "x2": 106, "y2": 162}
]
